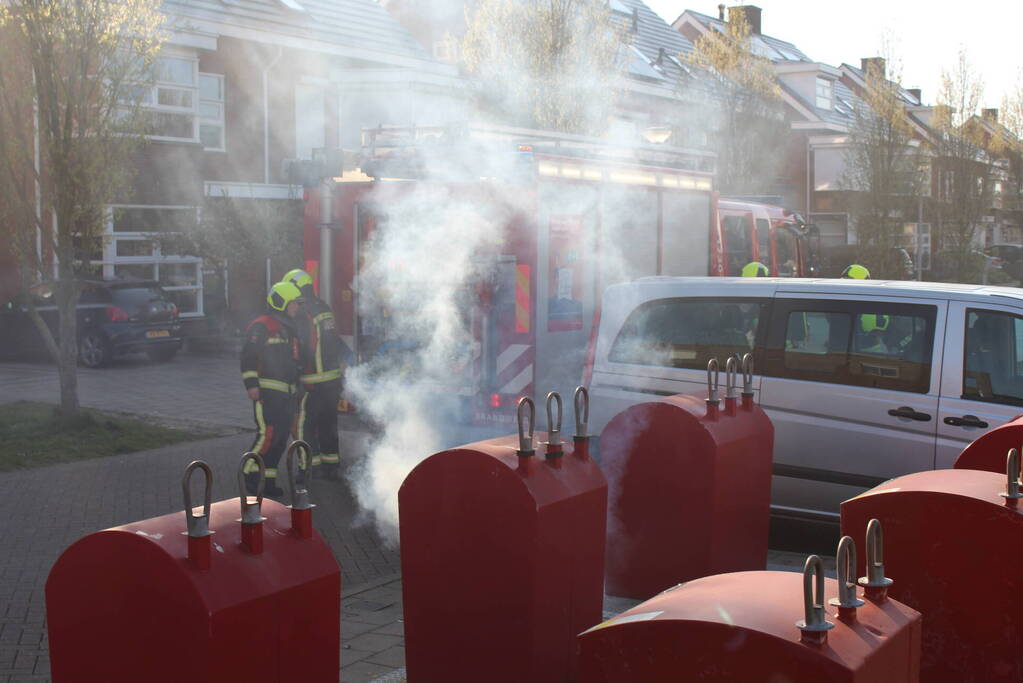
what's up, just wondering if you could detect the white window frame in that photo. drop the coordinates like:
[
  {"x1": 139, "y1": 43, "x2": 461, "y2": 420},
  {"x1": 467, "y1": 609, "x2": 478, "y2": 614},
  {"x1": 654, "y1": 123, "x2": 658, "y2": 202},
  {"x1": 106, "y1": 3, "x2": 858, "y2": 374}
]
[
  {"x1": 142, "y1": 53, "x2": 199, "y2": 143},
  {"x1": 815, "y1": 77, "x2": 833, "y2": 110},
  {"x1": 198, "y1": 72, "x2": 226, "y2": 151},
  {"x1": 102, "y1": 205, "x2": 205, "y2": 317}
]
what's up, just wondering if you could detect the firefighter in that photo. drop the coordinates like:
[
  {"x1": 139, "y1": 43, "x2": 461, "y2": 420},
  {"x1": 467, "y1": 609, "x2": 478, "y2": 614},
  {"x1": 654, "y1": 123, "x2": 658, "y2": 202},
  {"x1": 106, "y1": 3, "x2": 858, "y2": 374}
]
[
  {"x1": 283, "y1": 268, "x2": 345, "y2": 481},
  {"x1": 741, "y1": 261, "x2": 769, "y2": 277},
  {"x1": 859, "y1": 313, "x2": 890, "y2": 354},
  {"x1": 240, "y1": 281, "x2": 304, "y2": 497},
  {"x1": 842, "y1": 264, "x2": 871, "y2": 279}
]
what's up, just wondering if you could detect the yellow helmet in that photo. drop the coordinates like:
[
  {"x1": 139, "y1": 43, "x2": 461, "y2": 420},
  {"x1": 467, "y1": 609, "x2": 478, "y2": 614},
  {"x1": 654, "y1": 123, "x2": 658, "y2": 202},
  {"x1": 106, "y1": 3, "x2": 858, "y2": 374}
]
[
  {"x1": 267, "y1": 281, "x2": 302, "y2": 312},
  {"x1": 842, "y1": 264, "x2": 870, "y2": 279},
  {"x1": 741, "y1": 261, "x2": 769, "y2": 277},
  {"x1": 282, "y1": 268, "x2": 314, "y2": 291},
  {"x1": 861, "y1": 313, "x2": 889, "y2": 333}
]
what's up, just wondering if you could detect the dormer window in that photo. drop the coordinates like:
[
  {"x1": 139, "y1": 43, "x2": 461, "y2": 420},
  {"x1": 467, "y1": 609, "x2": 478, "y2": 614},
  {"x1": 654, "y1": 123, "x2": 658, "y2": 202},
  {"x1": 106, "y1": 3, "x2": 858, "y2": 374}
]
[
  {"x1": 610, "y1": 0, "x2": 631, "y2": 15},
  {"x1": 815, "y1": 77, "x2": 833, "y2": 110}
]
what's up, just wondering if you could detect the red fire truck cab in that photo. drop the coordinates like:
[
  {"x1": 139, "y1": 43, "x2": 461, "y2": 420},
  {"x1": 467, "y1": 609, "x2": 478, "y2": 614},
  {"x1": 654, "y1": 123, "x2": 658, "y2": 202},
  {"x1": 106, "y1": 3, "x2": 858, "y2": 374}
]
[{"x1": 302, "y1": 125, "x2": 814, "y2": 423}]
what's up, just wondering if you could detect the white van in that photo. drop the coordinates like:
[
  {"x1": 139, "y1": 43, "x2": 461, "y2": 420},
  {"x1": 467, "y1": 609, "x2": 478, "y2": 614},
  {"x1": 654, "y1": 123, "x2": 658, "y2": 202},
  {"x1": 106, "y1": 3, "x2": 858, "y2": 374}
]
[{"x1": 587, "y1": 277, "x2": 1023, "y2": 523}]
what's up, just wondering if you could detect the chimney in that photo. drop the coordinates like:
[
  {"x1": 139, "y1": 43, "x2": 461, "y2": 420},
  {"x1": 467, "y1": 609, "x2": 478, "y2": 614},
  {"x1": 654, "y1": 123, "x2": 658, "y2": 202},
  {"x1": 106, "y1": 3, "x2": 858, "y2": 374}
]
[
  {"x1": 982, "y1": 108, "x2": 999, "y2": 122},
  {"x1": 718, "y1": 3, "x2": 726, "y2": 20},
  {"x1": 860, "y1": 57, "x2": 886, "y2": 79},
  {"x1": 907, "y1": 88, "x2": 921, "y2": 103},
  {"x1": 727, "y1": 5, "x2": 762, "y2": 35}
]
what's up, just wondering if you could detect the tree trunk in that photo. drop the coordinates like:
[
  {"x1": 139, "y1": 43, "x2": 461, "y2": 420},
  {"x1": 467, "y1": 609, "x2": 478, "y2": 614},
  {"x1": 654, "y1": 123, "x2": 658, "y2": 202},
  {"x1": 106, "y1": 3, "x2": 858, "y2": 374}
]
[{"x1": 54, "y1": 259, "x2": 80, "y2": 416}]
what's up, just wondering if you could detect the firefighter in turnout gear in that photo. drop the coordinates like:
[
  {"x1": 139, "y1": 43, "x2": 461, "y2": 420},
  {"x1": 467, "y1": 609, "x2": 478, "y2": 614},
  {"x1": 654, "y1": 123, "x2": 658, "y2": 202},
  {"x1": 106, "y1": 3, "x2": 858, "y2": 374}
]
[
  {"x1": 283, "y1": 268, "x2": 345, "y2": 480},
  {"x1": 742, "y1": 261, "x2": 769, "y2": 277},
  {"x1": 240, "y1": 281, "x2": 304, "y2": 497}
]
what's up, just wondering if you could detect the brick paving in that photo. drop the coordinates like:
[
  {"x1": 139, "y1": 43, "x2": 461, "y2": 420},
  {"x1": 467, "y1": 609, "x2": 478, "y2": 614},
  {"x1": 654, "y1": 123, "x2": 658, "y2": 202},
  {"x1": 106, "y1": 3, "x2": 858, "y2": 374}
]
[
  {"x1": 0, "y1": 353, "x2": 401, "y2": 682},
  {"x1": 0, "y1": 352, "x2": 831, "y2": 683},
  {"x1": 1, "y1": 354, "x2": 252, "y2": 430}
]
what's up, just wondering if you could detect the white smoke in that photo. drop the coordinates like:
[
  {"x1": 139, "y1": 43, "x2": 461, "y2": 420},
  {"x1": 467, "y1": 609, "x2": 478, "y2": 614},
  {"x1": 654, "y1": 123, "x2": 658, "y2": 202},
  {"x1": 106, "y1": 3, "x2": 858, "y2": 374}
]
[
  {"x1": 341, "y1": 1, "x2": 718, "y2": 544},
  {"x1": 345, "y1": 176, "x2": 514, "y2": 543}
]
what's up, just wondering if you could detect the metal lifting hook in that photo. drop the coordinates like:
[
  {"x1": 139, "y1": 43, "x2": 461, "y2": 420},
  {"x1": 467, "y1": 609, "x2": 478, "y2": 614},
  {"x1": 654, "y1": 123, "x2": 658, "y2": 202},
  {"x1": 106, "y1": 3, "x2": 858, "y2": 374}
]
[
  {"x1": 517, "y1": 397, "x2": 535, "y2": 457},
  {"x1": 546, "y1": 392, "x2": 563, "y2": 451},
  {"x1": 706, "y1": 358, "x2": 720, "y2": 405},
  {"x1": 725, "y1": 356, "x2": 739, "y2": 400},
  {"x1": 238, "y1": 452, "x2": 267, "y2": 526},
  {"x1": 574, "y1": 386, "x2": 589, "y2": 439},
  {"x1": 797, "y1": 554, "x2": 835, "y2": 645},
  {"x1": 286, "y1": 440, "x2": 315, "y2": 511},
  {"x1": 741, "y1": 352, "x2": 755, "y2": 396},
  {"x1": 1002, "y1": 448, "x2": 1023, "y2": 505},
  {"x1": 829, "y1": 535, "x2": 865, "y2": 619},
  {"x1": 858, "y1": 518, "x2": 893, "y2": 601},
  {"x1": 182, "y1": 460, "x2": 213, "y2": 539}
]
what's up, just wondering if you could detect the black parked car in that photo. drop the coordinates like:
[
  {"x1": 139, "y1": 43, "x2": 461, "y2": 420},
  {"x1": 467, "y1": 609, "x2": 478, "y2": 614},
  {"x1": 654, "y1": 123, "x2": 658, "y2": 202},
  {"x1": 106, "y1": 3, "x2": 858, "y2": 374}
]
[{"x1": 0, "y1": 280, "x2": 183, "y2": 367}]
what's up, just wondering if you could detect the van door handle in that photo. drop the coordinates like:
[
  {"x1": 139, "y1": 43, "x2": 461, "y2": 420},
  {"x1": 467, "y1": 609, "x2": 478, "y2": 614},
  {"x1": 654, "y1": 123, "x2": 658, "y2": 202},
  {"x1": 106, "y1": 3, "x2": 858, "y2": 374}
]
[
  {"x1": 888, "y1": 407, "x2": 932, "y2": 421},
  {"x1": 944, "y1": 415, "x2": 989, "y2": 429}
]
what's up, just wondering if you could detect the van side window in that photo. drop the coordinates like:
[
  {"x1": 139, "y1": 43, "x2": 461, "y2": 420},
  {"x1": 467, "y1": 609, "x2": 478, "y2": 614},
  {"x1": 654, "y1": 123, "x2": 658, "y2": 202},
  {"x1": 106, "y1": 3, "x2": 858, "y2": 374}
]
[
  {"x1": 768, "y1": 301, "x2": 935, "y2": 393},
  {"x1": 722, "y1": 215, "x2": 753, "y2": 276},
  {"x1": 609, "y1": 298, "x2": 767, "y2": 370},
  {"x1": 963, "y1": 309, "x2": 1023, "y2": 406}
]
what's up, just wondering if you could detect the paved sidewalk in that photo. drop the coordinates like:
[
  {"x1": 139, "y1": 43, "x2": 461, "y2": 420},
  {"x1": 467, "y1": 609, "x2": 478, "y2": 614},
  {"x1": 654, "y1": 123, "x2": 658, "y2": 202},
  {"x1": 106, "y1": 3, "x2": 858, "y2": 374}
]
[
  {"x1": 0, "y1": 355, "x2": 834, "y2": 682},
  {"x1": 0, "y1": 431, "x2": 404, "y2": 682},
  {"x1": 1, "y1": 355, "x2": 252, "y2": 430},
  {"x1": 0, "y1": 353, "x2": 400, "y2": 682}
]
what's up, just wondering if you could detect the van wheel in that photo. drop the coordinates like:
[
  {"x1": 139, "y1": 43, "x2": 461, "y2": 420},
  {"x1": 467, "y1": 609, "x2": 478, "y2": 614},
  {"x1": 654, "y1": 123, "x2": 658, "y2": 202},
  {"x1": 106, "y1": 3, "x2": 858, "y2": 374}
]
[{"x1": 78, "y1": 332, "x2": 111, "y2": 368}]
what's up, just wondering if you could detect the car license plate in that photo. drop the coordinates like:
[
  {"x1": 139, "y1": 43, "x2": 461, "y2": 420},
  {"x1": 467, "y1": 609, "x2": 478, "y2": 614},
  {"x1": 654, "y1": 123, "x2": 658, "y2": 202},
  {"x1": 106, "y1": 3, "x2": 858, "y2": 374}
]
[{"x1": 146, "y1": 330, "x2": 170, "y2": 338}]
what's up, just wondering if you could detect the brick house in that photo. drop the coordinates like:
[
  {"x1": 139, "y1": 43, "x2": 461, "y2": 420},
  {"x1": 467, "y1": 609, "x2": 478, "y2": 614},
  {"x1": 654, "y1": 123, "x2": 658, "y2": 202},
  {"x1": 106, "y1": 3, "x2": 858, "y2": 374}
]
[
  {"x1": 673, "y1": 7, "x2": 955, "y2": 274},
  {"x1": 2, "y1": 0, "x2": 462, "y2": 331}
]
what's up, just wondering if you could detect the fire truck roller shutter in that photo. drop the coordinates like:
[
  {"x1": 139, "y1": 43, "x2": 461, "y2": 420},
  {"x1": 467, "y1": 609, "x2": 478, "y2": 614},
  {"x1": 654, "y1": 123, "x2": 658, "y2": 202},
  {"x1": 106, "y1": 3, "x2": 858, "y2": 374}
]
[
  {"x1": 536, "y1": 183, "x2": 600, "y2": 406},
  {"x1": 661, "y1": 192, "x2": 713, "y2": 277}
]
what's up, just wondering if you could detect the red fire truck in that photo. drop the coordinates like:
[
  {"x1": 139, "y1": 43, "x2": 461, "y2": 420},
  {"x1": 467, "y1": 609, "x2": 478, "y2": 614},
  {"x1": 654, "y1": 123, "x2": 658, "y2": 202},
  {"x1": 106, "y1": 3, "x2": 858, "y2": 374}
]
[{"x1": 302, "y1": 125, "x2": 815, "y2": 423}]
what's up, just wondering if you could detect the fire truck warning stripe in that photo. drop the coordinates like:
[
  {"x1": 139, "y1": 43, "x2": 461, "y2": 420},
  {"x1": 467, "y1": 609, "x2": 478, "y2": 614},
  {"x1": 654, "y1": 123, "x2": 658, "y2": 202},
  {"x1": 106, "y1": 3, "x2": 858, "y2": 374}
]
[
  {"x1": 500, "y1": 364, "x2": 533, "y2": 395},
  {"x1": 515, "y1": 265, "x2": 530, "y2": 333},
  {"x1": 496, "y1": 344, "x2": 531, "y2": 375}
]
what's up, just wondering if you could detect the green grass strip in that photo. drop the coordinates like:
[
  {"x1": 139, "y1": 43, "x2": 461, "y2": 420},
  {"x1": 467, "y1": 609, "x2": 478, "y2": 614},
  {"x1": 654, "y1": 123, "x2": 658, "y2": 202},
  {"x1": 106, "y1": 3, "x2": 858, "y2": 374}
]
[{"x1": 0, "y1": 401, "x2": 209, "y2": 472}]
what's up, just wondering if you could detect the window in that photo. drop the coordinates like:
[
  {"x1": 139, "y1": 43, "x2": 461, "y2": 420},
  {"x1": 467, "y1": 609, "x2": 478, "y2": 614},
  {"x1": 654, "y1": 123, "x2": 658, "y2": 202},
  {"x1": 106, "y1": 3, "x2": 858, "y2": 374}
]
[
  {"x1": 610, "y1": 0, "x2": 631, "y2": 14},
  {"x1": 609, "y1": 298, "x2": 768, "y2": 370},
  {"x1": 103, "y1": 206, "x2": 203, "y2": 316},
  {"x1": 432, "y1": 34, "x2": 460, "y2": 63},
  {"x1": 722, "y1": 214, "x2": 753, "y2": 276},
  {"x1": 816, "y1": 77, "x2": 832, "y2": 110},
  {"x1": 767, "y1": 300, "x2": 936, "y2": 393},
  {"x1": 776, "y1": 227, "x2": 799, "y2": 276},
  {"x1": 140, "y1": 56, "x2": 198, "y2": 141},
  {"x1": 963, "y1": 309, "x2": 1023, "y2": 406},
  {"x1": 199, "y1": 74, "x2": 225, "y2": 151}
]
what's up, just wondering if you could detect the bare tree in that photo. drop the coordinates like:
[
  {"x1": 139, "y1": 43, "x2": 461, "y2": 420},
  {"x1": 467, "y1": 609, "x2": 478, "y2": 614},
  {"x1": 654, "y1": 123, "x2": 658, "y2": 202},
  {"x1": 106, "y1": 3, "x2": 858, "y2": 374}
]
[
  {"x1": 997, "y1": 76, "x2": 1023, "y2": 222},
  {"x1": 932, "y1": 48, "x2": 991, "y2": 282},
  {"x1": 685, "y1": 8, "x2": 786, "y2": 195},
  {"x1": 842, "y1": 56, "x2": 923, "y2": 278},
  {"x1": 462, "y1": 0, "x2": 624, "y2": 134},
  {"x1": 0, "y1": 0, "x2": 164, "y2": 415}
]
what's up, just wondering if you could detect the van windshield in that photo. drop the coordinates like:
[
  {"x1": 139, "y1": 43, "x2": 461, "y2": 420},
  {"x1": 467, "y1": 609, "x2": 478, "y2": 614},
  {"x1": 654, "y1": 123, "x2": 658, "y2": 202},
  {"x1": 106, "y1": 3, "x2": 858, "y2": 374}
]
[{"x1": 609, "y1": 298, "x2": 766, "y2": 370}]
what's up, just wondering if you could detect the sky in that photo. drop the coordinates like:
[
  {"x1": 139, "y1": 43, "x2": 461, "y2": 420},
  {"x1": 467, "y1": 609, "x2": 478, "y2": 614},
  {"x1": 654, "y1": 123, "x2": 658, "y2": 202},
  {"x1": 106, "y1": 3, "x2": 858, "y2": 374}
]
[{"x1": 644, "y1": 0, "x2": 1022, "y2": 110}]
